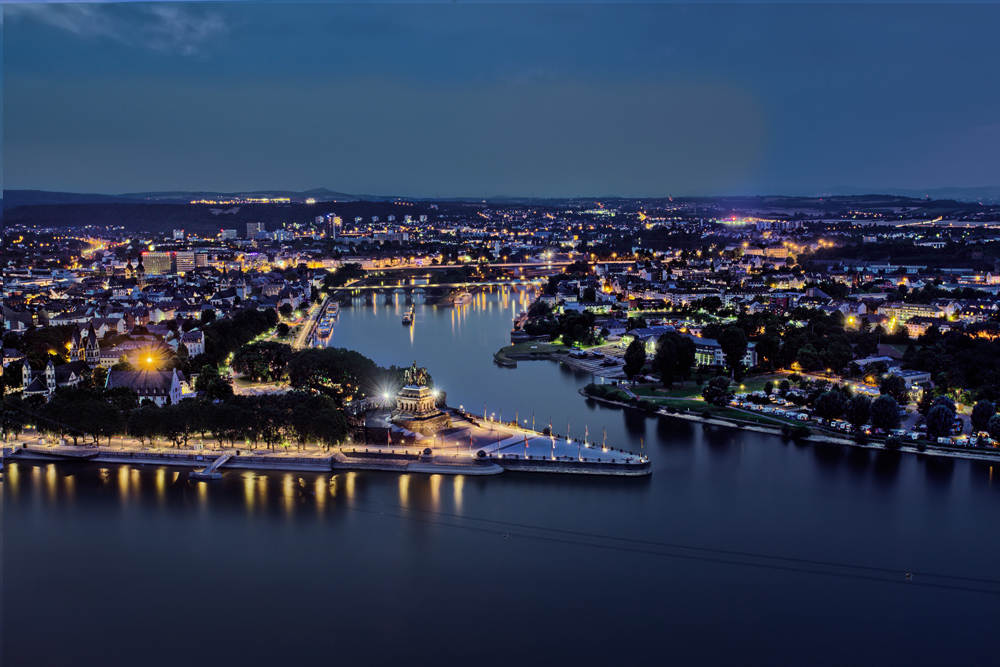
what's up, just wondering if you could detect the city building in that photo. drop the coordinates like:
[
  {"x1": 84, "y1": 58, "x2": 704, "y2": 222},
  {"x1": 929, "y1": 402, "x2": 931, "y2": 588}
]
[
  {"x1": 105, "y1": 368, "x2": 185, "y2": 407},
  {"x1": 174, "y1": 251, "x2": 196, "y2": 274},
  {"x1": 142, "y1": 251, "x2": 173, "y2": 275}
]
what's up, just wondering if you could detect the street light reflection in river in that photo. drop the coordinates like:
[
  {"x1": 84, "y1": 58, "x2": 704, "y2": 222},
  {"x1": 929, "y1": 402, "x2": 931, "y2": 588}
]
[{"x1": 399, "y1": 474, "x2": 410, "y2": 507}]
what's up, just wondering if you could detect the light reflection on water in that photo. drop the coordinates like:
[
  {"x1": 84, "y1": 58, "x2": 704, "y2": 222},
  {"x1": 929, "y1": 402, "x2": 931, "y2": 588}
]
[
  {"x1": 5, "y1": 460, "x2": 479, "y2": 518},
  {"x1": 7, "y1": 287, "x2": 1000, "y2": 666}
]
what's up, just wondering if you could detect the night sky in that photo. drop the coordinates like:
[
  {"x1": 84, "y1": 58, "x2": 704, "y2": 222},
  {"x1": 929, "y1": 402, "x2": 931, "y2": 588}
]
[{"x1": 4, "y1": 2, "x2": 999, "y2": 197}]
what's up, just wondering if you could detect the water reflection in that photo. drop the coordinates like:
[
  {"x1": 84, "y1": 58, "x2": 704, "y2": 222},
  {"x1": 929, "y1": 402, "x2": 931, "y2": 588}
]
[{"x1": 923, "y1": 455, "x2": 956, "y2": 490}]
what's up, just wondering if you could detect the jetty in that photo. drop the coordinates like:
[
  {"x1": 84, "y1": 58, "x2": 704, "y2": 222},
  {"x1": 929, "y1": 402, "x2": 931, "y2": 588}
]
[{"x1": 190, "y1": 453, "x2": 232, "y2": 480}]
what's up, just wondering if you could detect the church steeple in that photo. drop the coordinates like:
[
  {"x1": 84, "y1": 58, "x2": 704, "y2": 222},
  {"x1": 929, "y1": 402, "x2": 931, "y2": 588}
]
[{"x1": 135, "y1": 253, "x2": 146, "y2": 288}]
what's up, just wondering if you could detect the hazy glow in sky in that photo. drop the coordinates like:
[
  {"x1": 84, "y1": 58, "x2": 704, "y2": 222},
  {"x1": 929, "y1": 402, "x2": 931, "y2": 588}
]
[{"x1": 4, "y1": 3, "x2": 999, "y2": 196}]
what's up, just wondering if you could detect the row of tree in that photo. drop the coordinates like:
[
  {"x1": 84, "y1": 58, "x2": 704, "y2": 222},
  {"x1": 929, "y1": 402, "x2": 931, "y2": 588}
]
[{"x1": 3, "y1": 389, "x2": 348, "y2": 450}]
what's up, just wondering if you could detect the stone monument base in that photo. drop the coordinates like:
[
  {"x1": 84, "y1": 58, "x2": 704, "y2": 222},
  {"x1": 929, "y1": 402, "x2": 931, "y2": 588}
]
[{"x1": 392, "y1": 411, "x2": 452, "y2": 437}]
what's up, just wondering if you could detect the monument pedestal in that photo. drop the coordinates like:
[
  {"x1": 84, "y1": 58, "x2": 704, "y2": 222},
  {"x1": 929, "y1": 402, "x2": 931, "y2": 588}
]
[{"x1": 391, "y1": 384, "x2": 452, "y2": 436}]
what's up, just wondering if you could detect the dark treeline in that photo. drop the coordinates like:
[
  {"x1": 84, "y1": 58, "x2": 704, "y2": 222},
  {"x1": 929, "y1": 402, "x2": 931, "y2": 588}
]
[
  {"x1": 199, "y1": 307, "x2": 279, "y2": 367},
  {"x1": 3, "y1": 388, "x2": 347, "y2": 451}
]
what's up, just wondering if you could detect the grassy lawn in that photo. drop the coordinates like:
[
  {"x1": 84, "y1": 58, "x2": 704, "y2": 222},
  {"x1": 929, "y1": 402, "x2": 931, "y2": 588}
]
[
  {"x1": 632, "y1": 384, "x2": 703, "y2": 399},
  {"x1": 729, "y1": 375, "x2": 786, "y2": 394}
]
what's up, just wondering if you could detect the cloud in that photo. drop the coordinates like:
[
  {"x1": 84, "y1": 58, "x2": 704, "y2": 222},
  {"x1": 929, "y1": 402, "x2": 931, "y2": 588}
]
[{"x1": 5, "y1": 4, "x2": 228, "y2": 56}]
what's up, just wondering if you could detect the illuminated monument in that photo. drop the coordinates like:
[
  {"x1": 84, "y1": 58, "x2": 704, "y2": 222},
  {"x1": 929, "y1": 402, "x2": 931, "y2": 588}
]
[{"x1": 391, "y1": 361, "x2": 451, "y2": 436}]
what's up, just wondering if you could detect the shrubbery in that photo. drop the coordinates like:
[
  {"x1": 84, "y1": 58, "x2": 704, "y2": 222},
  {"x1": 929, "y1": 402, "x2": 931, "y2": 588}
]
[
  {"x1": 636, "y1": 399, "x2": 658, "y2": 412},
  {"x1": 790, "y1": 426, "x2": 811, "y2": 440}
]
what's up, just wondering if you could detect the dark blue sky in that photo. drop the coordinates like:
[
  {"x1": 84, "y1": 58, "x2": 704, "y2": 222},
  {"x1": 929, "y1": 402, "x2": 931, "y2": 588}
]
[{"x1": 4, "y1": 3, "x2": 999, "y2": 197}]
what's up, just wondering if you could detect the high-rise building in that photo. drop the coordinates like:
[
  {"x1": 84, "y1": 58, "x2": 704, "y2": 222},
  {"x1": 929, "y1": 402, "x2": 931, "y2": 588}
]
[
  {"x1": 195, "y1": 252, "x2": 209, "y2": 268},
  {"x1": 220, "y1": 229, "x2": 238, "y2": 240},
  {"x1": 174, "y1": 251, "x2": 196, "y2": 274},
  {"x1": 247, "y1": 222, "x2": 265, "y2": 238},
  {"x1": 142, "y1": 252, "x2": 173, "y2": 275},
  {"x1": 173, "y1": 229, "x2": 185, "y2": 240},
  {"x1": 325, "y1": 214, "x2": 342, "y2": 240}
]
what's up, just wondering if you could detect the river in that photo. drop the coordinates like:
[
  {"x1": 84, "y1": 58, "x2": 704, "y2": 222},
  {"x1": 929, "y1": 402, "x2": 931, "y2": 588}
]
[{"x1": 5, "y1": 287, "x2": 998, "y2": 666}]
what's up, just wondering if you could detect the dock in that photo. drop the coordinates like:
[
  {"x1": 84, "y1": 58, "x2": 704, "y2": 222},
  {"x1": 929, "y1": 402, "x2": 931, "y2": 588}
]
[{"x1": 190, "y1": 453, "x2": 232, "y2": 480}]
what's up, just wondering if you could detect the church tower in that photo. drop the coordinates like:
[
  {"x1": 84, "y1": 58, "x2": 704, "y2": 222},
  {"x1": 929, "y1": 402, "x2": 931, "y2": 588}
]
[
  {"x1": 125, "y1": 255, "x2": 134, "y2": 280},
  {"x1": 45, "y1": 360, "x2": 56, "y2": 393},
  {"x1": 85, "y1": 323, "x2": 100, "y2": 366},
  {"x1": 135, "y1": 253, "x2": 146, "y2": 288},
  {"x1": 70, "y1": 328, "x2": 83, "y2": 362}
]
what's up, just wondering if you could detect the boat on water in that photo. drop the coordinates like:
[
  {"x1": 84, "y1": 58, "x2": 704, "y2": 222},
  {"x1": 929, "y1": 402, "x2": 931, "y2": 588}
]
[
  {"x1": 451, "y1": 291, "x2": 473, "y2": 306},
  {"x1": 402, "y1": 305, "x2": 414, "y2": 325},
  {"x1": 328, "y1": 302, "x2": 340, "y2": 318}
]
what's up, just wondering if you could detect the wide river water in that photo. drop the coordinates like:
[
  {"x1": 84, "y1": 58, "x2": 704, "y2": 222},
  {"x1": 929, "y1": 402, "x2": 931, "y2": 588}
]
[{"x1": 5, "y1": 287, "x2": 999, "y2": 666}]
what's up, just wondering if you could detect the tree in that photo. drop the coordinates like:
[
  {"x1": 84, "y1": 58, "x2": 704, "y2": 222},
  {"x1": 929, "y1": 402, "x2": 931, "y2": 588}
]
[
  {"x1": 623, "y1": 339, "x2": 646, "y2": 383},
  {"x1": 3, "y1": 362, "x2": 24, "y2": 392},
  {"x1": 814, "y1": 391, "x2": 848, "y2": 421},
  {"x1": 127, "y1": 404, "x2": 161, "y2": 446},
  {"x1": 1, "y1": 395, "x2": 27, "y2": 440},
  {"x1": 754, "y1": 335, "x2": 781, "y2": 370},
  {"x1": 91, "y1": 366, "x2": 109, "y2": 391},
  {"x1": 701, "y1": 376, "x2": 731, "y2": 407},
  {"x1": 286, "y1": 347, "x2": 380, "y2": 403},
  {"x1": 845, "y1": 395, "x2": 872, "y2": 431},
  {"x1": 581, "y1": 286, "x2": 597, "y2": 302},
  {"x1": 103, "y1": 386, "x2": 140, "y2": 417},
  {"x1": 932, "y1": 395, "x2": 957, "y2": 413},
  {"x1": 971, "y1": 399, "x2": 995, "y2": 433},
  {"x1": 917, "y1": 391, "x2": 935, "y2": 417},
  {"x1": 231, "y1": 341, "x2": 293, "y2": 383},
  {"x1": 195, "y1": 365, "x2": 222, "y2": 392},
  {"x1": 717, "y1": 326, "x2": 748, "y2": 378},
  {"x1": 652, "y1": 332, "x2": 696, "y2": 388},
  {"x1": 870, "y1": 395, "x2": 901, "y2": 432},
  {"x1": 926, "y1": 404, "x2": 956, "y2": 440},
  {"x1": 987, "y1": 414, "x2": 1000, "y2": 441},
  {"x1": 764, "y1": 381, "x2": 774, "y2": 396},
  {"x1": 879, "y1": 374, "x2": 910, "y2": 405}
]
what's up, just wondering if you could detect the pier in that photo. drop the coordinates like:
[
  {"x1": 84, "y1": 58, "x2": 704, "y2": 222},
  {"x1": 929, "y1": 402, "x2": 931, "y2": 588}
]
[{"x1": 190, "y1": 453, "x2": 232, "y2": 480}]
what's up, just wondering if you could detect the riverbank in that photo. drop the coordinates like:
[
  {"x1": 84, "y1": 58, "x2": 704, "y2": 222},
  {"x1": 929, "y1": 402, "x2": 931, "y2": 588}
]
[
  {"x1": 578, "y1": 389, "x2": 1000, "y2": 464},
  {"x1": 3, "y1": 425, "x2": 651, "y2": 477},
  {"x1": 494, "y1": 342, "x2": 626, "y2": 378}
]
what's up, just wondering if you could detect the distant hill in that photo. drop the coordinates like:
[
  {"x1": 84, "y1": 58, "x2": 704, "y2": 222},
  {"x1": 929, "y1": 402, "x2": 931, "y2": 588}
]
[
  {"x1": 1, "y1": 200, "x2": 467, "y2": 234},
  {"x1": 826, "y1": 186, "x2": 1000, "y2": 203},
  {"x1": 3, "y1": 190, "x2": 139, "y2": 209},
  {"x1": 118, "y1": 188, "x2": 360, "y2": 202}
]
